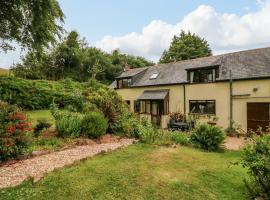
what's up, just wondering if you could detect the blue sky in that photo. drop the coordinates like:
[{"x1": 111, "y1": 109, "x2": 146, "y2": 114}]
[
  {"x1": 59, "y1": 0, "x2": 258, "y2": 44},
  {"x1": 1, "y1": 0, "x2": 270, "y2": 68}
]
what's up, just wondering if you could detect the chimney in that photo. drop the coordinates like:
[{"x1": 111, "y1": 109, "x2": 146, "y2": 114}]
[{"x1": 124, "y1": 61, "x2": 131, "y2": 72}]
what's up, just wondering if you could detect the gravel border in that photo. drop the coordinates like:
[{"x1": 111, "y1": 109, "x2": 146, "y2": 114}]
[
  {"x1": 224, "y1": 136, "x2": 247, "y2": 150},
  {"x1": 0, "y1": 138, "x2": 135, "y2": 190}
]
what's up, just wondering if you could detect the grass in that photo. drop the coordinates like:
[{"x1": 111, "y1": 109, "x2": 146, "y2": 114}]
[
  {"x1": 0, "y1": 144, "x2": 248, "y2": 200},
  {"x1": 26, "y1": 110, "x2": 66, "y2": 151},
  {"x1": 0, "y1": 68, "x2": 9, "y2": 76},
  {"x1": 26, "y1": 110, "x2": 55, "y2": 126},
  {"x1": 31, "y1": 137, "x2": 67, "y2": 151}
]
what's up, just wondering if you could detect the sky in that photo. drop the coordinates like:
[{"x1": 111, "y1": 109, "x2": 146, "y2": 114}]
[{"x1": 1, "y1": 0, "x2": 270, "y2": 68}]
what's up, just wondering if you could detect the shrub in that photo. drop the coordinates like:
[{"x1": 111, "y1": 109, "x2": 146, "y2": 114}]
[
  {"x1": 138, "y1": 118, "x2": 172, "y2": 145},
  {"x1": 171, "y1": 132, "x2": 190, "y2": 145},
  {"x1": 240, "y1": 135, "x2": 270, "y2": 199},
  {"x1": 0, "y1": 77, "x2": 85, "y2": 110},
  {"x1": 224, "y1": 120, "x2": 242, "y2": 137},
  {"x1": 55, "y1": 110, "x2": 83, "y2": 138},
  {"x1": 0, "y1": 101, "x2": 20, "y2": 135},
  {"x1": 138, "y1": 118, "x2": 156, "y2": 144},
  {"x1": 190, "y1": 124, "x2": 226, "y2": 151},
  {"x1": 153, "y1": 129, "x2": 173, "y2": 146},
  {"x1": 33, "y1": 119, "x2": 52, "y2": 137},
  {"x1": 81, "y1": 112, "x2": 108, "y2": 138},
  {"x1": 81, "y1": 102, "x2": 98, "y2": 114},
  {"x1": 85, "y1": 80, "x2": 127, "y2": 132},
  {"x1": 112, "y1": 111, "x2": 141, "y2": 138},
  {"x1": 0, "y1": 103, "x2": 32, "y2": 161}
]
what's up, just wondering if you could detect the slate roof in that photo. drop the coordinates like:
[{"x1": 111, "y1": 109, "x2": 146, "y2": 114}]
[
  {"x1": 116, "y1": 67, "x2": 148, "y2": 78},
  {"x1": 111, "y1": 47, "x2": 270, "y2": 88},
  {"x1": 137, "y1": 90, "x2": 169, "y2": 100}
]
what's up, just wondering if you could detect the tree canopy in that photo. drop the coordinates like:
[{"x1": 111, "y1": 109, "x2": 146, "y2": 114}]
[
  {"x1": 0, "y1": 0, "x2": 64, "y2": 52},
  {"x1": 159, "y1": 30, "x2": 212, "y2": 64},
  {"x1": 11, "y1": 31, "x2": 154, "y2": 84}
]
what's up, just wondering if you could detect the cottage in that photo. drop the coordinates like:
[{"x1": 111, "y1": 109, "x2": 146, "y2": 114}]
[{"x1": 111, "y1": 47, "x2": 270, "y2": 132}]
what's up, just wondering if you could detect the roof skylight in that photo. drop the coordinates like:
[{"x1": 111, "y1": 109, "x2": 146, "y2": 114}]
[{"x1": 150, "y1": 72, "x2": 159, "y2": 80}]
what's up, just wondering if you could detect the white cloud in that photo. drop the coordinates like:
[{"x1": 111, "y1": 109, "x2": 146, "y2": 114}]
[
  {"x1": 96, "y1": 1, "x2": 270, "y2": 62},
  {"x1": 2, "y1": 1, "x2": 270, "y2": 67}
]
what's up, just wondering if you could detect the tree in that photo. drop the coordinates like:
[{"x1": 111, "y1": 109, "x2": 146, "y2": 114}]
[
  {"x1": 159, "y1": 30, "x2": 212, "y2": 63},
  {"x1": 11, "y1": 31, "x2": 154, "y2": 84},
  {"x1": 11, "y1": 52, "x2": 46, "y2": 79},
  {"x1": 87, "y1": 60, "x2": 105, "y2": 79},
  {"x1": 0, "y1": 0, "x2": 64, "y2": 52},
  {"x1": 111, "y1": 49, "x2": 154, "y2": 68},
  {"x1": 53, "y1": 31, "x2": 85, "y2": 80},
  {"x1": 83, "y1": 47, "x2": 116, "y2": 83}
]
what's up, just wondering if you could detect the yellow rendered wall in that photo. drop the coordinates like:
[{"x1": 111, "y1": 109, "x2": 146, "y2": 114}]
[
  {"x1": 232, "y1": 79, "x2": 270, "y2": 131},
  {"x1": 116, "y1": 85, "x2": 184, "y2": 113},
  {"x1": 185, "y1": 79, "x2": 270, "y2": 131},
  {"x1": 115, "y1": 79, "x2": 270, "y2": 131},
  {"x1": 185, "y1": 82, "x2": 230, "y2": 129}
]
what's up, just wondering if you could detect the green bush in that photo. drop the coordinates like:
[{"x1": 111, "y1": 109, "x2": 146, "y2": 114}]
[
  {"x1": 190, "y1": 124, "x2": 226, "y2": 151},
  {"x1": 171, "y1": 132, "x2": 190, "y2": 145},
  {"x1": 138, "y1": 118, "x2": 156, "y2": 144},
  {"x1": 240, "y1": 135, "x2": 270, "y2": 199},
  {"x1": 55, "y1": 110, "x2": 83, "y2": 138},
  {"x1": 112, "y1": 111, "x2": 140, "y2": 138},
  {"x1": 0, "y1": 102, "x2": 32, "y2": 161},
  {"x1": 86, "y1": 80, "x2": 127, "y2": 132},
  {"x1": 0, "y1": 77, "x2": 132, "y2": 136},
  {"x1": 0, "y1": 77, "x2": 85, "y2": 110},
  {"x1": 33, "y1": 119, "x2": 52, "y2": 137},
  {"x1": 81, "y1": 112, "x2": 108, "y2": 138},
  {"x1": 153, "y1": 129, "x2": 173, "y2": 146},
  {"x1": 138, "y1": 118, "x2": 172, "y2": 145}
]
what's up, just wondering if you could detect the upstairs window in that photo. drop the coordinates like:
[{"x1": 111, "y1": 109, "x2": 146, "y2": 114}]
[
  {"x1": 117, "y1": 78, "x2": 132, "y2": 88},
  {"x1": 188, "y1": 67, "x2": 219, "y2": 83},
  {"x1": 150, "y1": 72, "x2": 159, "y2": 80}
]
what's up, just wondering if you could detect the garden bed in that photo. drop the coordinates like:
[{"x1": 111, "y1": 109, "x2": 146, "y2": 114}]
[{"x1": 0, "y1": 136, "x2": 135, "y2": 190}]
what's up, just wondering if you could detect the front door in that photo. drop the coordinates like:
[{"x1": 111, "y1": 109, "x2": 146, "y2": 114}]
[
  {"x1": 247, "y1": 103, "x2": 270, "y2": 132},
  {"x1": 151, "y1": 101, "x2": 161, "y2": 126}
]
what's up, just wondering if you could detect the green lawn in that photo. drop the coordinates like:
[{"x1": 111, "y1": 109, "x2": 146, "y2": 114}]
[
  {"x1": 0, "y1": 68, "x2": 9, "y2": 76},
  {"x1": 0, "y1": 144, "x2": 248, "y2": 200},
  {"x1": 26, "y1": 110, "x2": 54, "y2": 126}
]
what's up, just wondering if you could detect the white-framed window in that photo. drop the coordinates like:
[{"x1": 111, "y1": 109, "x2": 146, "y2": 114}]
[{"x1": 150, "y1": 72, "x2": 159, "y2": 80}]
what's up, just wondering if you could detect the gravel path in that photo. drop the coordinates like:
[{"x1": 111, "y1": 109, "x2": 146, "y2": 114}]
[
  {"x1": 224, "y1": 137, "x2": 247, "y2": 150},
  {"x1": 0, "y1": 138, "x2": 134, "y2": 190}
]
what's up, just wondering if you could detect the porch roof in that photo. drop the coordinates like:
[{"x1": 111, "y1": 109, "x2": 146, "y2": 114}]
[{"x1": 137, "y1": 90, "x2": 169, "y2": 100}]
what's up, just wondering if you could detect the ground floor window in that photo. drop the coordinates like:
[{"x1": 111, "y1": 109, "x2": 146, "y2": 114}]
[
  {"x1": 134, "y1": 100, "x2": 140, "y2": 113},
  {"x1": 189, "y1": 100, "x2": 216, "y2": 114},
  {"x1": 139, "y1": 100, "x2": 169, "y2": 115}
]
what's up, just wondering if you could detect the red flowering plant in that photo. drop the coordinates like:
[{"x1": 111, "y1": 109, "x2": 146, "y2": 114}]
[
  {"x1": 0, "y1": 101, "x2": 32, "y2": 161},
  {"x1": 168, "y1": 111, "x2": 185, "y2": 122}
]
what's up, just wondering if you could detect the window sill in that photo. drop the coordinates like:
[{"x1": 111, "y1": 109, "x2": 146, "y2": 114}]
[{"x1": 189, "y1": 113, "x2": 216, "y2": 116}]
